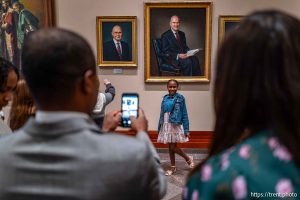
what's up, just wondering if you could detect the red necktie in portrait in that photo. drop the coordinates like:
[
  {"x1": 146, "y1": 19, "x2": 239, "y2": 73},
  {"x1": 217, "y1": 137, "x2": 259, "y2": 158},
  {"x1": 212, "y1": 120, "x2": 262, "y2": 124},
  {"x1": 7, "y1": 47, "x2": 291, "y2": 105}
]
[
  {"x1": 116, "y1": 42, "x2": 122, "y2": 58},
  {"x1": 175, "y1": 32, "x2": 180, "y2": 44}
]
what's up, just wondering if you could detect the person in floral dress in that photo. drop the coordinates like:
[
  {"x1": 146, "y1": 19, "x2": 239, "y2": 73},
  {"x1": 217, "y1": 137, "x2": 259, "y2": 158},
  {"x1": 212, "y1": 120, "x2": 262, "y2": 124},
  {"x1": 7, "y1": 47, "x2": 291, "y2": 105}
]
[
  {"x1": 157, "y1": 79, "x2": 194, "y2": 176},
  {"x1": 184, "y1": 10, "x2": 300, "y2": 200}
]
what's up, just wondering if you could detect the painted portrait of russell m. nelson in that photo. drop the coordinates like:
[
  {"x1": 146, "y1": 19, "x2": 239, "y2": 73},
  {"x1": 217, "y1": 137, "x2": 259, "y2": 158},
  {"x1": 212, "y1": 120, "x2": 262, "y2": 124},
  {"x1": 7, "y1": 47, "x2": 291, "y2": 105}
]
[{"x1": 144, "y1": 2, "x2": 212, "y2": 83}]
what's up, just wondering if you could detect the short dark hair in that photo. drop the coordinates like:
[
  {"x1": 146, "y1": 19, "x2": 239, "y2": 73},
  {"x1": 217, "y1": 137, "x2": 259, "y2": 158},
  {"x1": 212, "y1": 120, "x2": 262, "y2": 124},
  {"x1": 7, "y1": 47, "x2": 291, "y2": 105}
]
[
  {"x1": 167, "y1": 79, "x2": 179, "y2": 87},
  {"x1": 0, "y1": 57, "x2": 19, "y2": 91},
  {"x1": 22, "y1": 28, "x2": 96, "y2": 103}
]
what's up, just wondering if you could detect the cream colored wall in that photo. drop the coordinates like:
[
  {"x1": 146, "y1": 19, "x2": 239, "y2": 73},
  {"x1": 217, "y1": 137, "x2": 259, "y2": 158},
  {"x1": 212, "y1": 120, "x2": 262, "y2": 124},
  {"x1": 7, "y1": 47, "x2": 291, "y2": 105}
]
[{"x1": 55, "y1": 0, "x2": 300, "y2": 131}]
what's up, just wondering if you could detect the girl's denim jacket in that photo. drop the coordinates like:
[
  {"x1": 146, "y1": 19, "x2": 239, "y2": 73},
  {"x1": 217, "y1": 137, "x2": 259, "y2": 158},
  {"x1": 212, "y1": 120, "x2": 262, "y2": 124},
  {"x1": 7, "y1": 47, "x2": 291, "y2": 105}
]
[{"x1": 158, "y1": 93, "x2": 189, "y2": 134}]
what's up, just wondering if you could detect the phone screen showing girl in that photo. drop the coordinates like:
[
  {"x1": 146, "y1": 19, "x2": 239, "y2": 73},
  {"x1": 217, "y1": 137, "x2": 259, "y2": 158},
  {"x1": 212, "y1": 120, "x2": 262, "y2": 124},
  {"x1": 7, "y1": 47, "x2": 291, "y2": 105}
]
[{"x1": 121, "y1": 93, "x2": 139, "y2": 127}]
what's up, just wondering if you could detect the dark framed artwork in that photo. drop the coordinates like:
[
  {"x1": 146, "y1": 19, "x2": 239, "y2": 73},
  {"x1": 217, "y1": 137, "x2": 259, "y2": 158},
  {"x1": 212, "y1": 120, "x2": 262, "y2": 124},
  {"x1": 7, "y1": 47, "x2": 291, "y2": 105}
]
[
  {"x1": 96, "y1": 16, "x2": 137, "y2": 67},
  {"x1": 218, "y1": 15, "x2": 243, "y2": 43},
  {"x1": 0, "y1": 0, "x2": 55, "y2": 70},
  {"x1": 144, "y1": 2, "x2": 212, "y2": 83}
]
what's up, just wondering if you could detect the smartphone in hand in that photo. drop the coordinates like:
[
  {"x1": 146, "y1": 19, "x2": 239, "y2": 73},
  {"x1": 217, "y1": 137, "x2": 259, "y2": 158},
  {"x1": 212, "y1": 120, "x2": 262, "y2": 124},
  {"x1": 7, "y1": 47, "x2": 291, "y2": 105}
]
[{"x1": 121, "y1": 93, "x2": 139, "y2": 127}]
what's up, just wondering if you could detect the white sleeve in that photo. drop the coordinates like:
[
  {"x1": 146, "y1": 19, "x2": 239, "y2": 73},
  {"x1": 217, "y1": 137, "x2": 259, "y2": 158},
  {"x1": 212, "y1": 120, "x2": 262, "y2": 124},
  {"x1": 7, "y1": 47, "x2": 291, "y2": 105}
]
[{"x1": 93, "y1": 93, "x2": 106, "y2": 113}]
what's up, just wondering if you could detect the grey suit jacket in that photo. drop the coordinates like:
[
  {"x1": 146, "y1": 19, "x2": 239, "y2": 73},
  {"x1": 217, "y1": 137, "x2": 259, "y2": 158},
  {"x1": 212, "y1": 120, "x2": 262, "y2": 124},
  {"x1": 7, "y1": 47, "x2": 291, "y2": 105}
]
[
  {"x1": 0, "y1": 118, "x2": 11, "y2": 135},
  {"x1": 0, "y1": 117, "x2": 166, "y2": 200}
]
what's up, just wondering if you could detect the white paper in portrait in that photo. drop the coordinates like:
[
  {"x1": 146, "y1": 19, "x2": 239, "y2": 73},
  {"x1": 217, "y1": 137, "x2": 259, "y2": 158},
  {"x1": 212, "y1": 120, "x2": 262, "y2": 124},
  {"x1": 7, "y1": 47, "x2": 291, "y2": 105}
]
[{"x1": 187, "y1": 48, "x2": 200, "y2": 56}]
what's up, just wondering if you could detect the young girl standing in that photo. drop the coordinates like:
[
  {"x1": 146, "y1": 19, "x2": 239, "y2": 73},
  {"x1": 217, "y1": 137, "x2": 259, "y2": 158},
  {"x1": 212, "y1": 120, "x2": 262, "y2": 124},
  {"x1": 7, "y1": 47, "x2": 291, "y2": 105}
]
[{"x1": 158, "y1": 79, "x2": 194, "y2": 176}]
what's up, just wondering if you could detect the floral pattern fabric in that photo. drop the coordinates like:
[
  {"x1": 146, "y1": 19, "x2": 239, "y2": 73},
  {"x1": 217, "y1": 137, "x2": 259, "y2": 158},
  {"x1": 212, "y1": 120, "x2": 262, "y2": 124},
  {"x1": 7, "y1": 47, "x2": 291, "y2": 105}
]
[
  {"x1": 157, "y1": 112, "x2": 188, "y2": 144},
  {"x1": 184, "y1": 131, "x2": 300, "y2": 200}
]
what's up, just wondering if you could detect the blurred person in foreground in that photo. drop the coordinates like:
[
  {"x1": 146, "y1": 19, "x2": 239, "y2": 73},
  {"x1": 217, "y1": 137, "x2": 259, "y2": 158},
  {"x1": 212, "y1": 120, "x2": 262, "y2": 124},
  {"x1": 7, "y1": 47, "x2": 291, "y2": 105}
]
[
  {"x1": 0, "y1": 57, "x2": 19, "y2": 134},
  {"x1": 184, "y1": 10, "x2": 300, "y2": 199},
  {"x1": 0, "y1": 28, "x2": 166, "y2": 200}
]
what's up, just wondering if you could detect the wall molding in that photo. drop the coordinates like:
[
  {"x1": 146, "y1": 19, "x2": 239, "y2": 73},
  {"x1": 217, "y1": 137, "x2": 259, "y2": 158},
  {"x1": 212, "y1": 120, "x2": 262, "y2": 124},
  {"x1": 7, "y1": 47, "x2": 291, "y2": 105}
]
[{"x1": 115, "y1": 130, "x2": 213, "y2": 149}]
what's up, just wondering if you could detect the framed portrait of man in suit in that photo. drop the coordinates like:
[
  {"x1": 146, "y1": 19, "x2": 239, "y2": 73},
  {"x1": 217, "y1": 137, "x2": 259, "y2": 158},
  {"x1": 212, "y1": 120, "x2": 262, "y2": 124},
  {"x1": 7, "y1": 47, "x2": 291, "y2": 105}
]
[
  {"x1": 96, "y1": 16, "x2": 137, "y2": 67},
  {"x1": 218, "y1": 15, "x2": 243, "y2": 44},
  {"x1": 144, "y1": 2, "x2": 212, "y2": 83},
  {"x1": 0, "y1": 0, "x2": 55, "y2": 71}
]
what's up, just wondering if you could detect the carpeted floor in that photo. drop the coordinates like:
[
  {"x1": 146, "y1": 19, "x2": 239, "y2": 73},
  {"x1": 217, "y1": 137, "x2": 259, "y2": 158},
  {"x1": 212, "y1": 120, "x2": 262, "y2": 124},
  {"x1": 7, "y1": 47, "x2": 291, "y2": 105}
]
[{"x1": 158, "y1": 149, "x2": 208, "y2": 200}]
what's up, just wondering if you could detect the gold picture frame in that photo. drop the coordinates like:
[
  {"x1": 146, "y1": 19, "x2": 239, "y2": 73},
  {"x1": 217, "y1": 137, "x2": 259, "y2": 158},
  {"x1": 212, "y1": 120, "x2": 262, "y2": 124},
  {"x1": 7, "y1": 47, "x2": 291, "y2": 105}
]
[
  {"x1": 144, "y1": 2, "x2": 212, "y2": 83},
  {"x1": 41, "y1": 0, "x2": 56, "y2": 27},
  {"x1": 96, "y1": 16, "x2": 137, "y2": 67},
  {"x1": 218, "y1": 15, "x2": 243, "y2": 43}
]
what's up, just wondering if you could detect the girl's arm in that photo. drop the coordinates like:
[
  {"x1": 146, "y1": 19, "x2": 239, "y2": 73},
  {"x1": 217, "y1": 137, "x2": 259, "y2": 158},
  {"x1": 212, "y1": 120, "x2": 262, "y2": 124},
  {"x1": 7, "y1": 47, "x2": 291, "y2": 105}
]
[
  {"x1": 157, "y1": 98, "x2": 164, "y2": 132},
  {"x1": 182, "y1": 97, "x2": 189, "y2": 134}
]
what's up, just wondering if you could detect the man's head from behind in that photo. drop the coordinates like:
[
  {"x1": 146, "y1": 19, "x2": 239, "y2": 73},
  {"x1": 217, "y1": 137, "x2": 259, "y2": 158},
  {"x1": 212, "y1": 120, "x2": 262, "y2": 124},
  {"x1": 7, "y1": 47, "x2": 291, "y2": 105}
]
[
  {"x1": 0, "y1": 58, "x2": 19, "y2": 110},
  {"x1": 170, "y1": 15, "x2": 180, "y2": 32},
  {"x1": 111, "y1": 25, "x2": 122, "y2": 42},
  {"x1": 22, "y1": 28, "x2": 99, "y2": 114}
]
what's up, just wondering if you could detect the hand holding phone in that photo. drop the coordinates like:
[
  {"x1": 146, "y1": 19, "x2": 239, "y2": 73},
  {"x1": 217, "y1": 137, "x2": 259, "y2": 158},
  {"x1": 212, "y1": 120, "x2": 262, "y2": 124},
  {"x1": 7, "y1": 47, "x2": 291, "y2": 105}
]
[
  {"x1": 121, "y1": 93, "x2": 139, "y2": 127},
  {"x1": 130, "y1": 108, "x2": 148, "y2": 133},
  {"x1": 102, "y1": 110, "x2": 121, "y2": 132}
]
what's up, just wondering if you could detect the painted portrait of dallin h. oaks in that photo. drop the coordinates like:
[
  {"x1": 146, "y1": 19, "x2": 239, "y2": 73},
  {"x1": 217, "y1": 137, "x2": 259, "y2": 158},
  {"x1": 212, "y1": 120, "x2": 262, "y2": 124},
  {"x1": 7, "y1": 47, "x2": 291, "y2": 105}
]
[
  {"x1": 0, "y1": 0, "x2": 55, "y2": 71},
  {"x1": 96, "y1": 16, "x2": 137, "y2": 68}
]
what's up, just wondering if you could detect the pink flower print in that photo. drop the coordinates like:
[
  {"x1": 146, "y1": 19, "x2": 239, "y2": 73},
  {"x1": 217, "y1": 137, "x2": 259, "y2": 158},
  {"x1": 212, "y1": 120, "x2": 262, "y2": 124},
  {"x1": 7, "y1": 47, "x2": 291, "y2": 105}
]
[
  {"x1": 268, "y1": 137, "x2": 279, "y2": 149},
  {"x1": 182, "y1": 187, "x2": 188, "y2": 199},
  {"x1": 221, "y1": 153, "x2": 230, "y2": 170},
  {"x1": 273, "y1": 145, "x2": 292, "y2": 162},
  {"x1": 276, "y1": 179, "x2": 293, "y2": 194},
  {"x1": 239, "y1": 145, "x2": 250, "y2": 159},
  {"x1": 227, "y1": 147, "x2": 235, "y2": 154},
  {"x1": 201, "y1": 164, "x2": 212, "y2": 181},
  {"x1": 191, "y1": 190, "x2": 199, "y2": 200},
  {"x1": 232, "y1": 176, "x2": 247, "y2": 200}
]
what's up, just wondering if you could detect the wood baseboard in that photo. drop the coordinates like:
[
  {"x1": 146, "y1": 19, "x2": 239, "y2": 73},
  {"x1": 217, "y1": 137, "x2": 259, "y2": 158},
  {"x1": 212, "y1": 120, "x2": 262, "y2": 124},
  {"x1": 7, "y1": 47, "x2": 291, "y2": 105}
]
[{"x1": 115, "y1": 130, "x2": 213, "y2": 149}]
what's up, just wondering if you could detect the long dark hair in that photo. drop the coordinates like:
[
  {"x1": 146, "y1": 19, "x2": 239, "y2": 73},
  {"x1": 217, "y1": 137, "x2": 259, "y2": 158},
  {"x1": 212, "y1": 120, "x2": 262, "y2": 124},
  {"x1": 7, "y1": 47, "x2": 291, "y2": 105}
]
[
  {"x1": 190, "y1": 10, "x2": 300, "y2": 176},
  {"x1": 9, "y1": 80, "x2": 35, "y2": 131}
]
